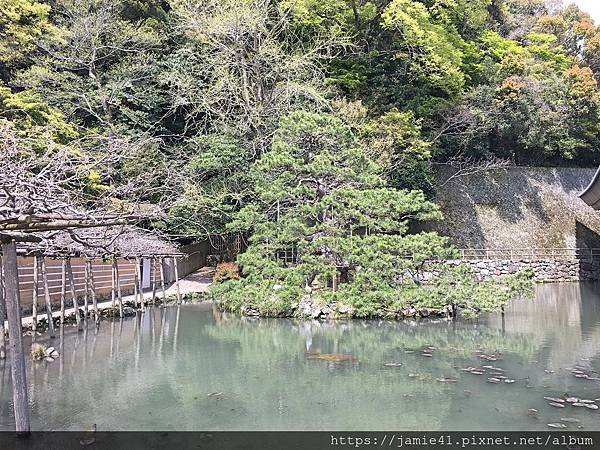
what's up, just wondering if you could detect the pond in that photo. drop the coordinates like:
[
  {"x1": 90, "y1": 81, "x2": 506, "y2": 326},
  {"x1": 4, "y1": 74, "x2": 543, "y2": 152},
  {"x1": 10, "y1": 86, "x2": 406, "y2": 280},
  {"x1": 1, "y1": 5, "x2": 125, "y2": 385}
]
[{"x1": 1, "y1": 282, "x2": 600, "y2": 431}]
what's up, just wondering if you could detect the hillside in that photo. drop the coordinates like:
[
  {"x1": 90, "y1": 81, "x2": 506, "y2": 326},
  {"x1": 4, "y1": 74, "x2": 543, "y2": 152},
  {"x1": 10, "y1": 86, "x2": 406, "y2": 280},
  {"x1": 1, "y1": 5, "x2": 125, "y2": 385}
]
[{"x1": 428, "y1": 167, "x2": 600, "y2": 250}]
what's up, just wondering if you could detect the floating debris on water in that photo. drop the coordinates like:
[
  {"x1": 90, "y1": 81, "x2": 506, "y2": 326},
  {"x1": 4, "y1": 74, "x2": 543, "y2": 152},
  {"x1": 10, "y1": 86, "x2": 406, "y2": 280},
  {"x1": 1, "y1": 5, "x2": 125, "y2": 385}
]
[
  {"x1": 527, "y1": 408, "x2": 538, "y2": 416},
  {"x1": 560, "y1": 418, "x2": 581, "y2": 423},
  {"x1": 436, "y1": 377, "x2": 458, "y2": 383}
]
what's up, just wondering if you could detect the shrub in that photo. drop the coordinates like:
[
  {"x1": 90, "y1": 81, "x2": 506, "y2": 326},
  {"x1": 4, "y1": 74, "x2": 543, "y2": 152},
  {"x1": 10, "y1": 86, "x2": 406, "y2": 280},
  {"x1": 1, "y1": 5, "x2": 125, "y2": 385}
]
[{"x1": 213, "y1": 262, "x2": 240, "y2": 283}]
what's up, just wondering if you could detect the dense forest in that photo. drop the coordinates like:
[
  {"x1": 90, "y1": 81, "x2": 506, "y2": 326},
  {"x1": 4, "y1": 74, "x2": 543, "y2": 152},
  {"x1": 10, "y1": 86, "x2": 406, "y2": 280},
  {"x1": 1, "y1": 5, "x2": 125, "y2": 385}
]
[{"x1": 1, "y1": 0, "x2": 596, "y2": 316}]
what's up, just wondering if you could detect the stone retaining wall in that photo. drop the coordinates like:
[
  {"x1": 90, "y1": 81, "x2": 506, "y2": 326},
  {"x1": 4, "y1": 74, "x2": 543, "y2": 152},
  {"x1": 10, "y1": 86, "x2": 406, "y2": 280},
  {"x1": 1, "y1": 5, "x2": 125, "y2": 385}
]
[{"x1": 440, "y1": 259, "x2": 600, "y2": 282}]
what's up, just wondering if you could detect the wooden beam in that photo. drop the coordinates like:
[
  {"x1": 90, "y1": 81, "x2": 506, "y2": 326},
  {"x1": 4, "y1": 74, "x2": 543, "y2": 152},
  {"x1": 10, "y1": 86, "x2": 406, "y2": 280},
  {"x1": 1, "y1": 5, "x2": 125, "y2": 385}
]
[
  {"x1": 1, "y1": 240, "x2": 30, "y2": 435},
  {"x1": 0, "y1": 218, "x2": 132, "y2": 232},
  {"x1": 0, "y1": 232, "x2": 42, "y2": 243}
]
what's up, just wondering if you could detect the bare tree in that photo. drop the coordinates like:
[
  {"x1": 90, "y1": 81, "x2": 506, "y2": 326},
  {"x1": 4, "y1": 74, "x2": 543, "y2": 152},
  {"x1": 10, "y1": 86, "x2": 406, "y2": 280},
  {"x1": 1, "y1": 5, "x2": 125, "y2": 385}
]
[
  {"x1": 0, "y1": 121, "x2": 172, "y2": 434},
  {"x1": 166, "y1": 0, "x2": 346, "y2": 155}
]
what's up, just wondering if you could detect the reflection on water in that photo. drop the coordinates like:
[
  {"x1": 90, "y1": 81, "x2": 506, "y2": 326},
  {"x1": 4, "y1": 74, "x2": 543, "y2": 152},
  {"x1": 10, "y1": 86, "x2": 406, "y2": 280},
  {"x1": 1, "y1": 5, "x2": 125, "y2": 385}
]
[{"x1": 1, "y1": 283, "x2": 600, "y2": 431}]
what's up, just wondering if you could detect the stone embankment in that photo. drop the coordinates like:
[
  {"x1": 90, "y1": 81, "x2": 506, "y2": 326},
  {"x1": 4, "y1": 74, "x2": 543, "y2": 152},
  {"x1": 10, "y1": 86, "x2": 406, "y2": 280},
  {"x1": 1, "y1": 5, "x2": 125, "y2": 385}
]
[{"x1": 441, "y1": 259, "x2": 600, "y2": 282}]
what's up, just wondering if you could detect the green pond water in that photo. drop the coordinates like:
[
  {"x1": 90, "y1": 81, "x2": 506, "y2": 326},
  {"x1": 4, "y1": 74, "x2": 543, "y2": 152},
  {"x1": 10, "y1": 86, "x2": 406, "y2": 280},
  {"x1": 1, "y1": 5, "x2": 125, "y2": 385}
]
[{"x1": 1, "y1": 282, "x2": 600, "y2": 431}]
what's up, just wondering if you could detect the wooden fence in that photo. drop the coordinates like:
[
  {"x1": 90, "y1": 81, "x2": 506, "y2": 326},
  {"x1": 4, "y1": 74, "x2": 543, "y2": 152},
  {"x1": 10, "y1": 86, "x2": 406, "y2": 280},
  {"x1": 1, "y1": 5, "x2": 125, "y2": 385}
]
[{"x1": 15, "y1": 257, "x2": 160, "y2": 310}]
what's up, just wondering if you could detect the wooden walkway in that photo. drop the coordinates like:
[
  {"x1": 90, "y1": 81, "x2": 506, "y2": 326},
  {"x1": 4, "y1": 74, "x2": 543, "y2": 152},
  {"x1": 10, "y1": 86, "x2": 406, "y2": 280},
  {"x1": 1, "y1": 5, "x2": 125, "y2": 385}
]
[{"x1": 14, "y1": 267, "x2": 215, "y2": 328}]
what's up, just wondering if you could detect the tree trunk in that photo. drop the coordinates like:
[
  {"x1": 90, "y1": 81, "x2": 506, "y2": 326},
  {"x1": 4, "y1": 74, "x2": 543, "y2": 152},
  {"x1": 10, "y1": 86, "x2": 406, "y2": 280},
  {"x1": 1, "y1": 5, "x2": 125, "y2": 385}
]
[
  {"x1": 1, "y1": 240, "x2": 30, "y2": 435},
  {"x1": 65, "y1": 258, "x2": 82, "y2": 330},
  {"x1": 40, "y1": 258, "x2": 55, "y2": 339},
  {"x1": 0, "y1": 257, "x2": 6, "y2": 359},
  {"x1": 31, "y1": 256, "x2": 39, "y2": 333},
  {"x1": 174, "y1": 258, "x2": 181, "y2": 304},
  {"x1": 60, "y1": 258, "x2": 66, "y2": 324}
]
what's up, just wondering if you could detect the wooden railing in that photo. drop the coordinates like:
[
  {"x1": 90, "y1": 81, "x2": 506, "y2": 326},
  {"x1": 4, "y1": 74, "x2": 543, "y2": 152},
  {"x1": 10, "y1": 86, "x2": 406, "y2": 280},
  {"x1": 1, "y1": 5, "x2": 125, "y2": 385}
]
[
  {"x1": 455, "y1": 248, "x2": 600, "y2": 261},
  {"x1": 274, "y1": 247, "x2": 600, "y2": 265}
]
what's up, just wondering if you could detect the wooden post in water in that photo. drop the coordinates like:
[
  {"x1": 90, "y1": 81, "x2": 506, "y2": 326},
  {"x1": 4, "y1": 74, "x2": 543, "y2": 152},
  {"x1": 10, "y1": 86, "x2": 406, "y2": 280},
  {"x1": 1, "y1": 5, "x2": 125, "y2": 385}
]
[
  {"x1": 60, "y1": 258, "x2": 66, "y2": 324},
  {"x1": 87, "y1": 260, "x2": 98, "y2": 324},
  {"x1": 111, "y1": 259, "x2": 116, "y2": 308},
  {"x1": 31, "y1": 255, "x2": 39, "y2": 332},
  {"x1": 65, "y1": 257, "x2": 82, "y2": 330},
  {"x1": 151, "y1": 257, "x2": 157, "y2": 302},
  {"x1": 83, "y1": 259, "x2": 90, "y2": 318},
  {"x1": 173, "y1": 257, "x2": 181, "y2": 304},
  {"x1": 133, "y1": 259, "x2": 140, "y2": 308},
  {"x1": 1, "y1": 240, "x2": 31, "y2": 435},
  {"x1": 114, "y1": 258, "x2": 123, "y2": 318},
  {"x1": 159, "y1": 257, "x2": 166, "y2": 302},
  {"x1": 0, "y1": 257, "x2": 5, "y2": 359},
  {"x1": 40, "y1": 257, "x2": 55, "y2": 339},
  {"x1": 136, "y1": 257, "x2": 144, "y2": 310}
]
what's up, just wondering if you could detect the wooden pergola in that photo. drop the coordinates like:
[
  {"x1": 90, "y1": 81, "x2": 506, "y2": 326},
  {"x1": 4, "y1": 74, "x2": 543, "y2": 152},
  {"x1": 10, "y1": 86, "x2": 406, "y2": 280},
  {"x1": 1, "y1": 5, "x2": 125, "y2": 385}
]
[{"x1": 0, "y1": 219, "x2": 183, "y2": 435}]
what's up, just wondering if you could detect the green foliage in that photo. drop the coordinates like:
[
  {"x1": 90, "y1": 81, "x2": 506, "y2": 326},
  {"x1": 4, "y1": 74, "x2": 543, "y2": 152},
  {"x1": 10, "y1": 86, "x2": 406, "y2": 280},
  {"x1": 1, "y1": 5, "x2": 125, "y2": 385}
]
[
  {"x1": 0, "y1": 0, "x2": 58, "y2": 74},
  {"x1": 214, "y1": 111, "x2": 533, "y2": 318},
  {"x1": 381, "y1": 0, "x2": 468, "y2": 97},
  {"x1": 0, "y1": 0, "x2": 583, "y2": 319}
]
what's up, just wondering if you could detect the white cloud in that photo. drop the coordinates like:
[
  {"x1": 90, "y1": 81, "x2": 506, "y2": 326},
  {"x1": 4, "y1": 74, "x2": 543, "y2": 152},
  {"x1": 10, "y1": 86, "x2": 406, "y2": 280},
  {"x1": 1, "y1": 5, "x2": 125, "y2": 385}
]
[{"x1": 565, "y1": 0, "x2": 600, "y2": 23}]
